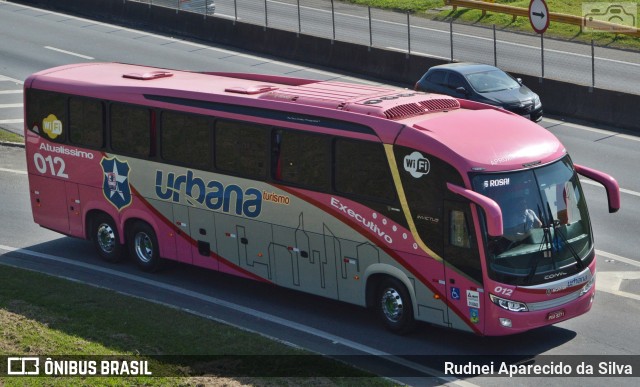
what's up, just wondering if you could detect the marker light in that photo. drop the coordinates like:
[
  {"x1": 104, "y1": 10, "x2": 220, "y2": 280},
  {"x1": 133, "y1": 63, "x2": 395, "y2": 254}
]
[
  {"x1": 499, "y1": 318, "x2": 512, "y2": 328},
  {"x1": 489, "y1": 294, "x2": 528, "y2": 312}
]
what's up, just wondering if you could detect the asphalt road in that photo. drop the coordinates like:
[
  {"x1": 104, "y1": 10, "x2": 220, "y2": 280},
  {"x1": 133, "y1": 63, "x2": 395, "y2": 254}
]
[
  {"x1": 1, "y1": 2, "x2": 639, "y2": 386},
  {"x1": 208, "y1": 0, "x2": 640, "y2": 93}
]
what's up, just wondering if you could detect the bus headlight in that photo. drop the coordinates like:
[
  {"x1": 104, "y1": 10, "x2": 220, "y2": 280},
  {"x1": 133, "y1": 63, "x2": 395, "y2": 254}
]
[
  {"x1": 579, "y1": 275, "x2": 595, "y2": 297},
  {"x1": 489, "y1": 294, "x2": 528, "y2": 312}
]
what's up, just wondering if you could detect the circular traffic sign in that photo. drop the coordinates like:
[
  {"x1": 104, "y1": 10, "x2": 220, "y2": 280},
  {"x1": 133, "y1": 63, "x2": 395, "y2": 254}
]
[{"x1": 529, "y1": 0, "x2": 550, "y2": 34}]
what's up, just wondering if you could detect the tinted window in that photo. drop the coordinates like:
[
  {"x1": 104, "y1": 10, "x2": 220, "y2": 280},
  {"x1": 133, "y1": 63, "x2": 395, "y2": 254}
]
[
  {"x1": 334, "y1": 139, "x2": 395, "y2": 202},
  {"x1": 395, "y1": 146, "x2": 465, "y2": 257},
  {"x1": 26, "y1": 89, "x2": 66, "y2": 143},
  {"x1": 427, "y1": 70, "x2": 447, "y2": 86},
  {"x1": 69, "y1": 97, "x2": 104, "y2": 148},
  {"x1": 215, "y1": 120, "x2": 269, "y2": 178},
  {"x1": 274, "y1": 129, "x2": 330, "y2": 191},
  {"x1": 110, "y1": 104, "x2": 151, "y2": 157},
  {"x1": 161, "y1": 111, "x2": 211, "y2": 169},
  {"x1": 447, "y1": 73, "x2": 466, "y2": 90}
]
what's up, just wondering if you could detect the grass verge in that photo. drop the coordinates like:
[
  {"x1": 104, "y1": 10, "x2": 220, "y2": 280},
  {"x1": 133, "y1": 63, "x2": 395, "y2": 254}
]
[
  {"x1": 344, "y1": 0, "x2": 640, "y2": 51},
  {"x1": 0, "y1": 128, "x2": 24, "y2": 144},
  {"x1": 0, "y1": 264, "x2": 394, "y2": 386}
]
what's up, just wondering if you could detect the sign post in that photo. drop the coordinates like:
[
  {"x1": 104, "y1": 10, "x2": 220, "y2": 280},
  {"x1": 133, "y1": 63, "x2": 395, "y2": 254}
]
[{"x1": 529, "y1": 0, "x2": 549, "y2": 80}]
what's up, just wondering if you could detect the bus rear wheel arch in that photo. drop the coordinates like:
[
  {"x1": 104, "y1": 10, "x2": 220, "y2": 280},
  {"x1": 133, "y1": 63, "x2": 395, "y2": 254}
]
[
  {"x1": 90, "y1": 213, "x2": 124, "y2": 263},
  {"x1": 127, "y1": 221, "x2": 162, "y2": 272}
]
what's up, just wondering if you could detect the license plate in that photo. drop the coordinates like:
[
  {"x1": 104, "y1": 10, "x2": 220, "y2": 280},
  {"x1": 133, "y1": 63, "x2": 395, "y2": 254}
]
[{"x1": 547, "y1": 309, "x2": 565, "y2": 321}]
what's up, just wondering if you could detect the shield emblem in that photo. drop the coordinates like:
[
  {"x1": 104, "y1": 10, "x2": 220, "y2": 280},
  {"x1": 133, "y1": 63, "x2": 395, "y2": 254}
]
[{"x1": 101, "y1": 157, "x2": 132, "y2": 211}]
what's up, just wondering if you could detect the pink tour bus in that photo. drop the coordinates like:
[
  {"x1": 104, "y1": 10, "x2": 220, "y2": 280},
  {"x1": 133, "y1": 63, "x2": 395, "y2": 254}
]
[{"x1": 24, "y1": 62, "x2": 620, "y2": 336}]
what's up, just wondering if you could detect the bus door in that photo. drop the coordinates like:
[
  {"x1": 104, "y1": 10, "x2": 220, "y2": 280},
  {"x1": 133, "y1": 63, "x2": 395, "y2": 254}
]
[
  {"x1": 188, "y1": 207, "x2": 218, "y2": 271},
  {"x1": 171, "y1": 204, "x2": 194, "y2": 264},
  {"x1": 29, "y1": 175, "x2": 69, "y2": 232},
  {"x1": 443, "y1": 200, "x2": 485, "y2": 333},
  {"x1": 65, "y1": 182, "x2": 83, "y2": 237}
]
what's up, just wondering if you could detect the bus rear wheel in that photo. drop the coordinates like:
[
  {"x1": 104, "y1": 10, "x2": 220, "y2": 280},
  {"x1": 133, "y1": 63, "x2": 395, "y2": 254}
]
[
  {"x1": 128, "y1": 222, "x2": 162, "y2": 272},
  {"x1": 92, "y1": 214, "x2": 124, "y2": 262},
  {"x1": 376, "y1": 277, "x2": 415, "y2": 334}
]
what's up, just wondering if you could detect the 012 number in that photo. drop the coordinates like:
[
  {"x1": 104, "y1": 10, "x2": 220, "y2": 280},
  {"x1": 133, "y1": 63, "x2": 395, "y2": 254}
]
[{"x1": 33, "y1": 153, "x2": 69, "y2": 178}]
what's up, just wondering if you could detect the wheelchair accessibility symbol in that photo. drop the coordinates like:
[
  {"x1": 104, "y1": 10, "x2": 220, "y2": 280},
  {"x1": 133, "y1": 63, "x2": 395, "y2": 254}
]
[{"x1": 451, "y1": 287, "x2": 461, "y2": 300}]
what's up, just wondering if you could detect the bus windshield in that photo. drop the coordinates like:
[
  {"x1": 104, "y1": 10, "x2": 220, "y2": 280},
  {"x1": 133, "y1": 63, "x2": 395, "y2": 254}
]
[{"x1": 472, "y1": 157, "x2": 593, "y2": 286}]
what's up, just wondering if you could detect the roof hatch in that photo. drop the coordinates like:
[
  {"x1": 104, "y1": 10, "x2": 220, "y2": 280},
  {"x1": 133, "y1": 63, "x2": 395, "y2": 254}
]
[
  {"x1": 123, "y1": 71, "x2": 173, "y2": 80},
  {"x1": 225, "y1": 85, "x2": 279, "y2": 95}
]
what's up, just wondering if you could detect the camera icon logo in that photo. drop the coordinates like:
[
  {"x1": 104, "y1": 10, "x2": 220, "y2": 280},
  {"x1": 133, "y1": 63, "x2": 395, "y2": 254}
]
[{"x1": 582, "y1": 2, "x2": 637, "y2": 32}]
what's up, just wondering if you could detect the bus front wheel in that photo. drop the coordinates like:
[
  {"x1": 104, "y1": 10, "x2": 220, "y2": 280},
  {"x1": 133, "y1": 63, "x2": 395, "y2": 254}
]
[
  {"x1": 92, "y1": 214, "x2": 124, "y2": 262},
  {"x1": 128, "y1": 222, "x2": 162, "y2": 272},
  {"x1": 376, "y1": 277, "x2": 415, "y2": 334}
]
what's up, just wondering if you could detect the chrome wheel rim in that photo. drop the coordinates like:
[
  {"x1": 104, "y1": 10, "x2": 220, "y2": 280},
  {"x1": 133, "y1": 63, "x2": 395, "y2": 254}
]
[
  {"x1": 381, "y1": 288, "x2": 404, "y2": 322},
  {"x1": 97, "y1": 223, "x2": 116, "y2": 253},
  {"x1": 135, "y1": 232, "x2": 153, "y2": 263}
]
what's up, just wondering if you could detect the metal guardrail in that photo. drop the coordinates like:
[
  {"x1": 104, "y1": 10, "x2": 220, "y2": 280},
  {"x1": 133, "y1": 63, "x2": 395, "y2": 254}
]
[
  {"x1": 444, "y1": 0, "x2": 640, "y2": 37},
  {"x1": 121, "y1": 0, "x2": 640, "y2": 95}
]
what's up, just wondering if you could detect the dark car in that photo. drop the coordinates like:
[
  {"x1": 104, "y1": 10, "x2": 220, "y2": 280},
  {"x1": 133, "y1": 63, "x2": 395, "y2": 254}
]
[{"x1": 414, "y1": 63, "x2": 543, "y2": 122}]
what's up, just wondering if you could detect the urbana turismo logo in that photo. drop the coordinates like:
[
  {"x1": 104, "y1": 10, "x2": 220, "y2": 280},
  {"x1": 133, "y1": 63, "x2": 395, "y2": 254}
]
[
  {"x1": 101, "y1": 157, "x2": 132, "y2": 211},
  {"x1": 155, "y1": 170, "x2": 262, "y2": 218}
]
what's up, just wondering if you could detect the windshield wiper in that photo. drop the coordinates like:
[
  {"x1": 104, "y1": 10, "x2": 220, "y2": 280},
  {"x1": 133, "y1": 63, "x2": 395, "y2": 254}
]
[
  {"x1": 546, "y1": 202, "x2": 584, "y2": 270},
  {"x1": 526, "y1": 203, "x2": 584, "y2": 284},
  {"x1": 526, "y1": 204, "x2": 552, "y2": 284}
]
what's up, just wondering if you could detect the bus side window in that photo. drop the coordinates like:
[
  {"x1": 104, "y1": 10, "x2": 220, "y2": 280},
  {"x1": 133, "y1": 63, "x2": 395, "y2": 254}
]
[
  {"x1": 273, "y1": 129, "x2": 330, "y2": 191},
  {"x1": 334, "y1": 138, "x2": 396, "y2": 203},
  {"x1": 450, "y1": 209, "x2": 471, "y2": 248},
  {"x1": 110, "y1": 103, "x2": 151, "y2": 157},
  {"x1": 26, "y1": 89, "x2": 67, "y2": 143},
  {"x1": 161, "y1": 110, "x2": 211, "y2": 169},
  {"x1": 69, "y1": 97, "x2": 104, "y2": 149},
  {"x1": 215, "y1": 120, "x2": 269, "y2": 179}
]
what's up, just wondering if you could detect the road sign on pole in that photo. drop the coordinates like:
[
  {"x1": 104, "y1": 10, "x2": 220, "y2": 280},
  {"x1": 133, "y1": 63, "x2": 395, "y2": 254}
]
[{"x1": 529, "y1": 0, "x2": 550, "y2": 34}]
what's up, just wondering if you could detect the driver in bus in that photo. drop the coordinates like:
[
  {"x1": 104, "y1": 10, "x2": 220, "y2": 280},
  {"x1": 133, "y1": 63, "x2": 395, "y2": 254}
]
[{"x1": 504, "y1": 197, "x2": 542, "y2": 242}]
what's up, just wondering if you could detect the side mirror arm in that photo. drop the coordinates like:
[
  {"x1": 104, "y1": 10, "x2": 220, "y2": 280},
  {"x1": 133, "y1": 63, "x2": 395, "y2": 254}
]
[
  {"x1": 447, "y1": 183, "x2": 503, "y2": 237},
  {"x1": 574, "y1": 164, "x2": 621, "y2": 213}
]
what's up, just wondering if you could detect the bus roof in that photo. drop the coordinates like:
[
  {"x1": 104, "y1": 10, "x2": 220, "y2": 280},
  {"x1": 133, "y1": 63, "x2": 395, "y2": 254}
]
[{"x1": 26, "y1": 62, "x2": 565, "y2": 172}]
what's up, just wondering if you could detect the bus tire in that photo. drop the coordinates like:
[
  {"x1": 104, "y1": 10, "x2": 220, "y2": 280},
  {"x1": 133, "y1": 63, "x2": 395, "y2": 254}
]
[
  {"x1": 92, "y1": 214, "x2": 124, "y2": 262},
  {"x1": 128, "y1": 221, "x2": 162, "y2": 272},
  {"x1": 376, "y1": 277, "x2": 415, "y2": 334}
]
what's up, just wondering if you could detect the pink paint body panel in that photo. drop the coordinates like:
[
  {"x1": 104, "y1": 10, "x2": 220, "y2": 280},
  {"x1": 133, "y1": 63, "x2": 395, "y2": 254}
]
[{"x1": 23, "y1": 63, "x2": 618, "y2": 336}]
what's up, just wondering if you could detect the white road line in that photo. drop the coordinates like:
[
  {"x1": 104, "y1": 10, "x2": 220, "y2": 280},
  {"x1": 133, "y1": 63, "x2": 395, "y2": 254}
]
[
  {"x1": 597, "y1": 250, "x2": 640, "y2": 268},
  {"x1": 580, "y1": 178, "x2": 640, "y2": 198},
  {"x1": 0, "y1": 75, "x2": 23, "y2": 83},
  {"x1": 0, "y1": 90, "x2": 22, "y2": 94},
  {"x1": 597, "y1": 272, "x2": 640, "y2": 301},
  {"x1": 44, "y1": 46, "x2": 95, "y2": 60},
  {"x1": 269, "y1": 0, "x2": 640, "y2": 69},
  {"x1": 0, "y1": 103, "x2": 22, "y2": 108},
  {"x1": 0, "y1": 119, "x2": 23, "y2": 124},
  {"x1": 0, "y1": 168, "x2": 26, "y2": 175},
  {"x1": 545, "y1": 117, "x2": 640, "y2": 143},
  {"x1": 0, "y1": 243, "x2": 473, "y2": 386}
]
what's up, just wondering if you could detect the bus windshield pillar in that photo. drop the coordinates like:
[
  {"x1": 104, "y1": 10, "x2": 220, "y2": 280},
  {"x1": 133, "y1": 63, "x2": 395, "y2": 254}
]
[{"x1": 447, "y1": 183, "x2": 503, "y2": 237}]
